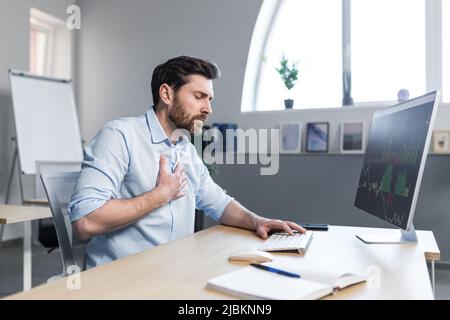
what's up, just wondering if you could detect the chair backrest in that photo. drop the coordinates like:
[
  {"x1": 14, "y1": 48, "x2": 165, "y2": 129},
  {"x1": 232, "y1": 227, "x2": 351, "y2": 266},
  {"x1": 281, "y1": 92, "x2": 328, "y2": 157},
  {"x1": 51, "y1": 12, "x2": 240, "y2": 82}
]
[
  {"x1": 40, "y1": 171, "x2": 86, "y2": 275},
  {"x1": 35, "y1": 161, "x2": 82, "y2": 200},
  {"x1": 34, "y1": 161, "x2": 82, "y2": 249}
]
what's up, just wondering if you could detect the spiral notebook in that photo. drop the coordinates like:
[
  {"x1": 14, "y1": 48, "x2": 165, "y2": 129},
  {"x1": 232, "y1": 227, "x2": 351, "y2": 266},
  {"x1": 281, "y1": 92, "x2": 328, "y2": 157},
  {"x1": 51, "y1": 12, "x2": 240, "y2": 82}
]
[{"x1": 206, "y1": 262, "x2": 367, "y2": 300}]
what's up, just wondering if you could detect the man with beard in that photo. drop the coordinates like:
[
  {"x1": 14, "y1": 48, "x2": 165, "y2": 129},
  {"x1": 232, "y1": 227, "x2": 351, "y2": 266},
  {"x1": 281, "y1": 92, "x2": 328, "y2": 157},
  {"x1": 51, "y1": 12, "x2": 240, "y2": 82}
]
[{"x1": 69, "y1": 56, "x2": 305, "y2": 269}]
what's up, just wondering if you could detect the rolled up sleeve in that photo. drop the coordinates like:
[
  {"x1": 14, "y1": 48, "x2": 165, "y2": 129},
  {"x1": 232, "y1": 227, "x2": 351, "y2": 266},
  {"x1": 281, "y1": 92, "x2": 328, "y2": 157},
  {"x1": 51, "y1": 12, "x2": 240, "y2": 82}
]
[
  {"x1": 68, "y1": 124, "x2": 130, "y2": 223},
  {"x1": 195, "y1": 163, "x2": 234, "y2": 222}
]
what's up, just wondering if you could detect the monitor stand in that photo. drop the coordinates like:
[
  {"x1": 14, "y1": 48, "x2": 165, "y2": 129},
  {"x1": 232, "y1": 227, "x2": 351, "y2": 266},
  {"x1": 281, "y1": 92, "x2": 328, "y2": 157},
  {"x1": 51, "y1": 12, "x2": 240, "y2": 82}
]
[{"x1": 356, "y1": 225, "x2": 418, "y2": 244}]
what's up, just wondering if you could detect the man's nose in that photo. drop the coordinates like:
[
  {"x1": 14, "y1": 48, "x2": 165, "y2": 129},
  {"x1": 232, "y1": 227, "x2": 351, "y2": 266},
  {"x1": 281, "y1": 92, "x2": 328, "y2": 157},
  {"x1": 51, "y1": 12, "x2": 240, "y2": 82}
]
[{"x1": 203, "y1": 101, "x2": 212, "y2": 115}]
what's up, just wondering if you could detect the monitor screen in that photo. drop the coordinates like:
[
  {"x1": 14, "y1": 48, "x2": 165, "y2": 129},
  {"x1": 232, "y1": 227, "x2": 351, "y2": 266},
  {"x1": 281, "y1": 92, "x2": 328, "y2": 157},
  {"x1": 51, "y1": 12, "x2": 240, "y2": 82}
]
[{"x1": 354, "y1": 92, "x2": 439, "y2": 230}]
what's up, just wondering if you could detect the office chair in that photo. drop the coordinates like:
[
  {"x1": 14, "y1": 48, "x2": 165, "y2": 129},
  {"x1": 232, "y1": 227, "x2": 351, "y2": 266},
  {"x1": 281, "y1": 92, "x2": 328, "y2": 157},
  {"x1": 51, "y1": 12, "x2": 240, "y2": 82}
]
[
  {"x1": 40, "y1": 171, "x2": 86, "y2": 279},
  {"x1": 34, "y1": 161, "x2": 82, "y2": 250}
]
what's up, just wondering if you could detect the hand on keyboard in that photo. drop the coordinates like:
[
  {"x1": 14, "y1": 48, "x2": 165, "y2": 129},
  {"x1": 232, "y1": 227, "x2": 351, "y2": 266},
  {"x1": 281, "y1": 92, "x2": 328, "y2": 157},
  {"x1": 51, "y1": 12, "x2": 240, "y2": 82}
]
[
  {"x1": 259, "y1": 230, "x2": 313, "y2": 254},
  {"x1": 255, "y1": 218, "x2": 307, "y2": 239}
]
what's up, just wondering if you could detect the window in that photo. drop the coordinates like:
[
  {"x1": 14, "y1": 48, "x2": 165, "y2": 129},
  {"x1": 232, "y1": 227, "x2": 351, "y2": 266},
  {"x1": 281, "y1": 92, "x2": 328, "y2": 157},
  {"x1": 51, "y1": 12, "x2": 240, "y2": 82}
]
[
  {"x1": 243, "y1": 0, "x2": 447, "y2": 112},
  {"x1": 351, "y1": 0, "x2": 426, "y2": 102},
  {"x1": 443, "y1": 0, "x2": 450, "y2": 102},
  {"x1": 30, "y1": 18, "x2": 52, "y2": 75},
  {"x1": 256, "y1": 0, "x2": 342, "y2": 110},
  {"x1": 29, "y1": 8, "x2": 72, "y2": 79}
]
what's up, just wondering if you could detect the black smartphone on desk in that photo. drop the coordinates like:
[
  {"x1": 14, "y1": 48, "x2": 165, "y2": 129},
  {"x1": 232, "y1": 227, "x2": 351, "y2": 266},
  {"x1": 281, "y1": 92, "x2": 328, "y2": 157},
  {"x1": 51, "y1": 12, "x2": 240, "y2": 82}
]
[{"x1": 300, "y1": 223, "x2": 329, "y2": 231}]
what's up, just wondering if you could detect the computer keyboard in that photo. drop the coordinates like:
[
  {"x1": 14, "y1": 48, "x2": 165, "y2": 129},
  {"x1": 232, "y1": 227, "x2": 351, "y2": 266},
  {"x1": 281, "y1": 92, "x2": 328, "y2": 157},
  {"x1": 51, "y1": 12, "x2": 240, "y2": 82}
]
[{"x1": 259, "y1": 230, "x2": 313, "y2": 254}]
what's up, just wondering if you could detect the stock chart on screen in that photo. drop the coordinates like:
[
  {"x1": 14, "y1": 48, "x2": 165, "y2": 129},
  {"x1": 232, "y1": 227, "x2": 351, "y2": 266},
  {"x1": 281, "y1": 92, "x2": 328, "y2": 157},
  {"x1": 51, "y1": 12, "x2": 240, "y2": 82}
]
[{"x1": 354, "y1": 100, "x2": 435, "y2": 229}]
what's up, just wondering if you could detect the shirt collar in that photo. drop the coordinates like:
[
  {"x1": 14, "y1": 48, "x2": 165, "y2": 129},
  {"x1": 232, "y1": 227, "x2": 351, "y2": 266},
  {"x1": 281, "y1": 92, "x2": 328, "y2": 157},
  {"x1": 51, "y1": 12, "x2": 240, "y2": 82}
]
[{"x1": 146, "y1": 106, "x2": 189, "y2": 147}]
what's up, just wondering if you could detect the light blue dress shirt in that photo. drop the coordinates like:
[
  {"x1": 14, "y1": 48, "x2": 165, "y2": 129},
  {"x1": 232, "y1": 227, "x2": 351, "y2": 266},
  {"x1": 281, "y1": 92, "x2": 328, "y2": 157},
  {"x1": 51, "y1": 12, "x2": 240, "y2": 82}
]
[{"x1": 68, "y1": 107, "x2": 233, "y2": 269}]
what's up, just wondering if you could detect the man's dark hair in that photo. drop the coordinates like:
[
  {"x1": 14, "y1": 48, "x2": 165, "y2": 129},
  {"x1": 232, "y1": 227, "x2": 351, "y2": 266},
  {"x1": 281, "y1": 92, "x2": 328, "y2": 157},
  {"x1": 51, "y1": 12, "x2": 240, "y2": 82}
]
[{"x1": 151, "y1": 56, "x2": 221, "y2": 106}]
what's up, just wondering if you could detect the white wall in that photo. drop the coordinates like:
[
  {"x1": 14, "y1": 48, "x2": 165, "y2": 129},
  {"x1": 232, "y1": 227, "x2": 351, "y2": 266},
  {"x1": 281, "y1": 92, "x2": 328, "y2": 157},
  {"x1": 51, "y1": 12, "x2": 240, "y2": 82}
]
[
  {"x1": 76, "y1": 0, "x2": 450, "y2": 149},
  {"x1": 0, "y1": 0, "x2": 76, "y2": 240},
  {"x1": 241, "y1": 104, "x2": 450, "y2": 153},
  {"x1": 76, "y1": 0, "x2": 263, "y2": 140}
]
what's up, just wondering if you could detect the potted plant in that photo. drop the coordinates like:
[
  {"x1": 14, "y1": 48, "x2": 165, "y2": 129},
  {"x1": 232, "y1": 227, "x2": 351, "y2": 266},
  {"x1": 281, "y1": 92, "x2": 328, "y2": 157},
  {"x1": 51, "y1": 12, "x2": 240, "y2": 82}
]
[{"x1": 276, "y1": 56, "x2": 298, "y2": 109}]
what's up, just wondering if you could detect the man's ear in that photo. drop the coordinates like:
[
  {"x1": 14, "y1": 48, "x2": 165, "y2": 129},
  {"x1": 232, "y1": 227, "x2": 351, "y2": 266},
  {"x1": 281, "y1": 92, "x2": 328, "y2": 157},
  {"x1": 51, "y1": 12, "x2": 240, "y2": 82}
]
[{"x1": 159, "y1": 84, "x2": 173, "y2": 105}]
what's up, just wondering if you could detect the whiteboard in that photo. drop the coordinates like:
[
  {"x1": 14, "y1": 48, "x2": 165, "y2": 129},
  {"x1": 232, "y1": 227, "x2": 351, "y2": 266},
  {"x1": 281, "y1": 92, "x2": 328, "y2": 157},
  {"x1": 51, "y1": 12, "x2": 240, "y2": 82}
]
[{"x1": 9, "y1": 70, "x2": 83, "y2": 174}]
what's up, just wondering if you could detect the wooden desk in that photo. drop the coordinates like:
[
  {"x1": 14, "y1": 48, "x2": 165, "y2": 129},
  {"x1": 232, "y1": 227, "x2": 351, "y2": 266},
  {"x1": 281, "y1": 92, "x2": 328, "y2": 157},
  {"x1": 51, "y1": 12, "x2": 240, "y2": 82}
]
[
  {"x1": 0, "y1": 205, "x2": 51, "y2": 224},
  {"x1": 4, "y1": 225, "x2": 439, "y2": 300},
  {"x1": 0, "y1": 205, "x2": 52, "y2": 291}
]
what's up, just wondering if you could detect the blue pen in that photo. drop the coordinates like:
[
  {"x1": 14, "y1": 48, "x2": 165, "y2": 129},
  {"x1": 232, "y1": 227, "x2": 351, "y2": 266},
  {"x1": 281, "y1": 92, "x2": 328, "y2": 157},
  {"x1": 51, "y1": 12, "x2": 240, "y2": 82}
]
[{"x1": 250, "y1": 263, "x2": 300, "y2": 278}]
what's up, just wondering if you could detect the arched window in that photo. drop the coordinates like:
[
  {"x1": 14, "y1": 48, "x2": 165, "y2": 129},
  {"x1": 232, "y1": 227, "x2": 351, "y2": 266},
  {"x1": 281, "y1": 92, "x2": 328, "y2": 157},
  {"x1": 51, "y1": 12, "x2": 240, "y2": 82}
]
[
  {"x1": 242, "y1": 0, "x2": 342, "y2": 111},
  {"x1": 242, "y1": 0, "x2": 448, "y2": 112}
]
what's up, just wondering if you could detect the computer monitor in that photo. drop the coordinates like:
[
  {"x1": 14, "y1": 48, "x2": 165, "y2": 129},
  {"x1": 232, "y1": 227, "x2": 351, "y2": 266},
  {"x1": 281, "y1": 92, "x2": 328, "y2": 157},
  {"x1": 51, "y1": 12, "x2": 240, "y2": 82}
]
[{"x1": 354, "y1": 91, "x2": 441, "y2": 244}]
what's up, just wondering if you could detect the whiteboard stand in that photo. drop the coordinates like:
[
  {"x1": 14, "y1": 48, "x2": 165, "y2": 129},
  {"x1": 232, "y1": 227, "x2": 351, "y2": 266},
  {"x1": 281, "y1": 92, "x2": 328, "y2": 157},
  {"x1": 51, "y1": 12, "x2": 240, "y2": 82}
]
[
  {"x1": 0, "y1": 139, "x2": 26, "y2": 247},
  {"x1": 0, "y1": 139, "x2": 33, "y2": 291},
  {"x1": 8, "y1": 70, "x2": 84, "y2": 175},
  {"x1": 5, "y1": 70, "x2": 83, "y2": 291},
  {"x1": 5, "y1": 139, "x2": 26, "y2": 205}
]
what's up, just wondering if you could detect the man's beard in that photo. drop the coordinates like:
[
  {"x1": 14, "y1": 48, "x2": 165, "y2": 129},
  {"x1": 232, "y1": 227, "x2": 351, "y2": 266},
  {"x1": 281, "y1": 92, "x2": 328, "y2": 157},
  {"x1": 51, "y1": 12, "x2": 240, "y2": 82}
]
[{"x1": 168, "y1": 97, "x2": 207, "y2": 135}]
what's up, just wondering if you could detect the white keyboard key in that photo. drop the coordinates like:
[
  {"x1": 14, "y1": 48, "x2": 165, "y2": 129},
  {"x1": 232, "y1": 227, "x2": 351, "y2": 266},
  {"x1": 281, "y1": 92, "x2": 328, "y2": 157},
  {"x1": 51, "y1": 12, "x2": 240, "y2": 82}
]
[{"x1": 259, "y1": 231, "x2": 313, "y2": 254}]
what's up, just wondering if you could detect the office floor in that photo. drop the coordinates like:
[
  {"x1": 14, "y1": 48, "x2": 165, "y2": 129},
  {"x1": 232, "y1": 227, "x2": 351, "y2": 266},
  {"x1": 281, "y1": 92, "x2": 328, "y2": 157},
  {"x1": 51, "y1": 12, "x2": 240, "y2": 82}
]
[
  {"x1": 0, "y1": 239, "x2": 62, "y2": 297},
  {"x1": 0, "y1": 239, "x2": 449, "y2": 299}
]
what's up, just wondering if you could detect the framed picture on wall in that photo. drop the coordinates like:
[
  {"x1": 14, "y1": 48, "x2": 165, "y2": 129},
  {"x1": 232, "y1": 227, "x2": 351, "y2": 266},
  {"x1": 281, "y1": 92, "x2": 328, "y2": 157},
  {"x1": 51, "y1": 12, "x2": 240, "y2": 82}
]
[
  {"x1": 432, "y1": 130, "x2": 450, "y2": 153},
  {"x1": 306, "y1": 122, "x2": 329, "y2": 152},
  {"x1": 279, "y1": 123, "x2": 302, "y2": 153},
  {"x1": 340, "y1": 122, "x2": 365, "y2": 153}
]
